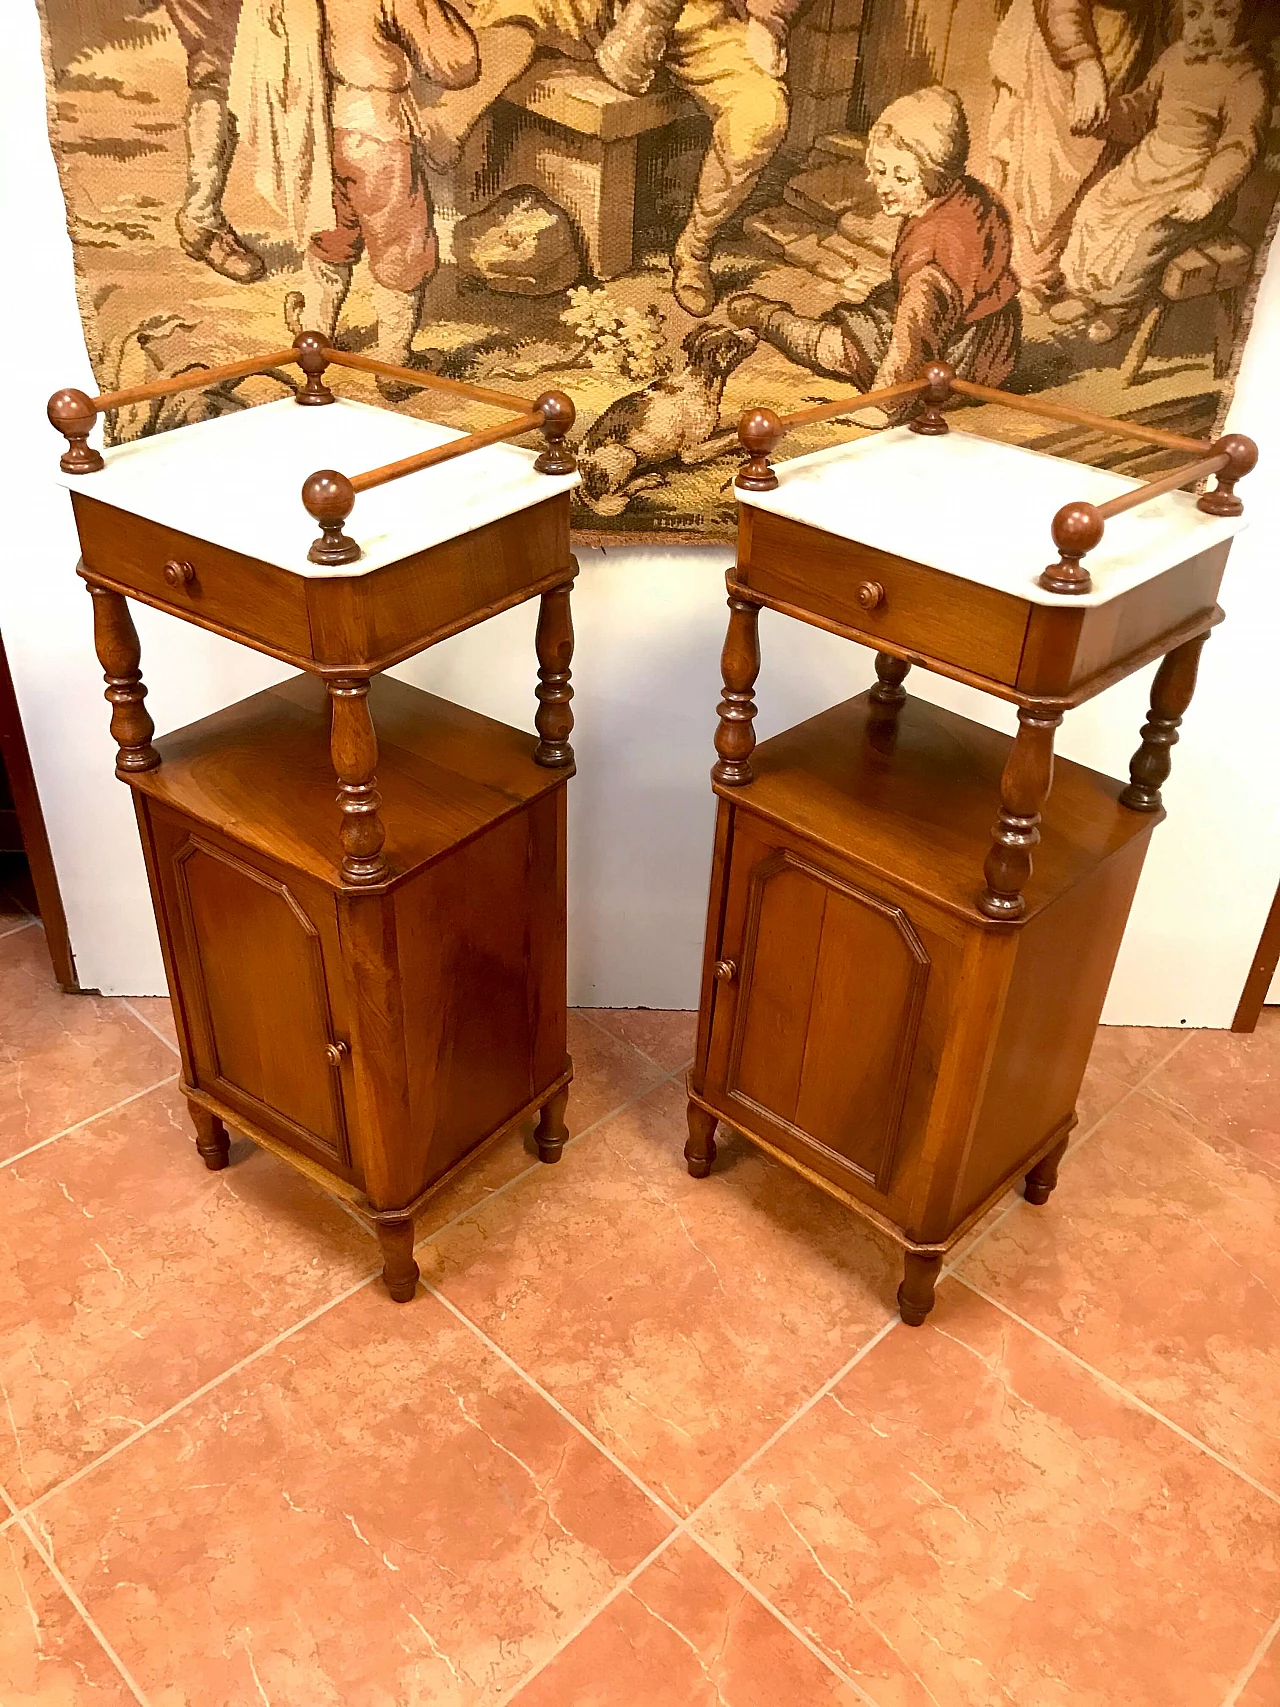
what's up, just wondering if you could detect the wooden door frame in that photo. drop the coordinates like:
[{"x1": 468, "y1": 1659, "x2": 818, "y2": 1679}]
[
  {"x1": 0, "y1": 631, "x2": 77, "y2": 989},
  {"x1": 1233, "y1": 879, "x2": 1280, "y2": 1033}
]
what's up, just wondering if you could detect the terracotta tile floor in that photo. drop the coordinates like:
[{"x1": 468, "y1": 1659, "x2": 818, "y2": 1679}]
[{"x1": 2, "y1": 905, "x2": 1278, "y2": 1706}]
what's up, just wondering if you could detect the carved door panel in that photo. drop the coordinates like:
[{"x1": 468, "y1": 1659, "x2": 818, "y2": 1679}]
[
  {"x1": 704, "y1": 814, "x2": 930, "y2": 1193},
  {"x1": 150, "y1": 811, "x2": 355, "y2": 1177}
]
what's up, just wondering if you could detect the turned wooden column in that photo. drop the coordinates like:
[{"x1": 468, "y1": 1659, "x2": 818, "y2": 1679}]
[
  {"x1": 1120, "y1": 634, "x2": 1209, "y2": 813},
  {"x1": 712, "y1": 595, "x2": 761, "y2": 786},
  {"x1": 869, "y1": 651, "x2": 911, "y2": 707},
  {"x1": 898, "y1": 1250, "x2": 942, "y2": 1327},
  {"x1": 534, "y1": 1081, "x2": 570, "y2": 1162},
  {"x1": 1024, "y1": 1135, "x2": 1070, "y2": 1206},
  {"x1": 327, "y1": 677, "x2": 389, "y2": 884},
  {"x1": 87, "y1": 583, "x2": 160, "y2": 776},
  {"x1": 189, "y1": 1100, "x2": 230, "y2": 1170},
  {"x1": 979, "y1": 707, "x2": 1063, "y2": 921},
  {"x1": 374, "y1": 1215, "x2": 419, "y2": 1302},
  {"x1": 533, "y1": 579, "x2": 575, "y2": 768},
  {"x1": 685, "y1": 1102, "x2": 718, "y2": 1178}
]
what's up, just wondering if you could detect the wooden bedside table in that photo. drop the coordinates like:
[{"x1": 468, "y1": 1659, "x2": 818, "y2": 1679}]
[
  {"x1": 49, "y1": 338, "x2": 580, "y2": 1300},
  {"x1": 684, "y1": 363, "x2": 1256, "y2": 1326}
]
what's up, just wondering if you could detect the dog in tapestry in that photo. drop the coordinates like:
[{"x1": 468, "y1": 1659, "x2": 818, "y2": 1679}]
[{"x1": 577, "y1": 324, "x2": 759, "y2": 517}]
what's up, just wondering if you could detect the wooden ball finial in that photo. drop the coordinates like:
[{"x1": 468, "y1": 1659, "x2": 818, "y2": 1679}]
[
  {"x1": 293, "y1": 331, "x2": 336, "y2": 407},
  {"x1": 1040, "y1": 500, "x2": 1104, "y2": 595},
  {"x1": 48, "y1": 387, "x2": 104, "y2": 473},
  {"x1": 302, "y1": 468, "x2": 360, "y2": 565},
  {"x1": 1198, "y1": 432, "x2": 1258, "y2": 517},
  {"x1": 910, "y1": 360, "x2": 954, "y2": 436},
  {"x1": 534, "y1": 390, "x2": 577, "y2": 474},
  {"x1": 736, "y1": 406, "x2": 783, "y2": 491}
]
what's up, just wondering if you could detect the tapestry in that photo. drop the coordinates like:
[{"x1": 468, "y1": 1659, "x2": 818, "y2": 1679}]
[{"x1": 38, "y1": 0, "x2": 1280, "y2": 542}]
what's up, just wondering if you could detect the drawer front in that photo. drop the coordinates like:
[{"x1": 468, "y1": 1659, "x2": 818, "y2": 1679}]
[
  {"x1": 72, "y1": 493, "x2": 314, "y2": 660},
  {"x1": 741, "y1": 508, "x2": 1029, "y2": 685}
]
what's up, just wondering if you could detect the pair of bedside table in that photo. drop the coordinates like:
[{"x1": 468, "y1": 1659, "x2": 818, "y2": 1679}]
[{"x1": 50, "y1": 347, "x2": 1254, "y2": 1324}]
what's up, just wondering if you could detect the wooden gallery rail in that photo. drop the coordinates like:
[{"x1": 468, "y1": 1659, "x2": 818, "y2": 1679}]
[
  {"x1": 735, "y1": 360, "x2": 1257, "y2": 596},
  {"x1": 46, "y1": 330, "x2": 577, "y2": 563}
]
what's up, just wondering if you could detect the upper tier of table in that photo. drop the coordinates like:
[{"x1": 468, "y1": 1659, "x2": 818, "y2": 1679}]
[
  {"x1": 55, "y1": 398, "x2": 580, "y2": 577},
  {"x1": 736, "y1": 426, "x2": 1244, "y2": 608}
]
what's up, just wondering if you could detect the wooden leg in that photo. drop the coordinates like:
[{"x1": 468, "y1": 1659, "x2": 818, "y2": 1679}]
[
  {"x1": 1024, "y1": 1136, "x2": 1069, "y2": 1206},
  {"x1": 328, "y1": 677, "x2": 389, "y2": 884},
  {"x1": 1120, "y1": 634, "x2": 1208, "y2": 813},
  {"x1": 533, "y1": 579, "x2": 575, "y2": 768},
  {"x1": 869, "y1": 651, "x2": 910, "y2": 707},
  {"x1": 685, "y1": 1101, "x2": 718, "y2": 1177},
  {"x1": 711, "y1": 595, "x2": 761, "y2": 787},
  {"x1": 87, "y1": 584, "x2": 160, "y2": 776},
  {"x1": 979, "y1": 708, "x2": 1063, "y2": 921},
  {"x1": 376, "y1": 1216, "x2": 420, "y2": 1302},
  {"x1": 534, "y1": 1083, "x2": 569, "y2": 1163},
  {"x1": 189, "y1": 1100, "x2": 230, "y2": 1171},
  {"x1": 897, "y1": 1250, "x2": 942, "y2": 1327}
]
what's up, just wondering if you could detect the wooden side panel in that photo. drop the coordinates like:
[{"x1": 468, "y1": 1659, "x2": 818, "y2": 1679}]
[
  {"x1": 148, "y1": 806, "x2": 357, "y2": 1180},
  {"x1": 1017, "y1": 545, "x2": 1227, "y2": 697},
  {"x1": 707, "y1": 815, "x2": 937, "y2": 1194},
  {"x1": 954, "y1": 827, "x2": 1156, "y2": 1223},
  {"x1": 305, "y1": 498, "x2": 572, "y2": 666},
  {"x1": 391, "y1": 789, "x2": 567, "y2": 1195},
  {"x1": 739, "y1": 508, "x2": 1030, "y2": 683}
]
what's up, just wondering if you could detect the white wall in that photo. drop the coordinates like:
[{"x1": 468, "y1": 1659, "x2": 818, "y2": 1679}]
[{"x1": 5, "y1": 2, "x2": 1277, "y2": 1020}]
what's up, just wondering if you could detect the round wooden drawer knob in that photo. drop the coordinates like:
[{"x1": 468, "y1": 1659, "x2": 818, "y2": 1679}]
[
  {"x1": 713, "y1": 959, "x2": 737, "y2": 983},
  {"x1": 163, "y1": 559, "x2": 196, "y2": 588},
  {"x1": 856, "y1": 580, "x2": 885, "y2": 611},
  {"x1": 325, "y1": 1041, "x2": 349, "y2": 1067}
]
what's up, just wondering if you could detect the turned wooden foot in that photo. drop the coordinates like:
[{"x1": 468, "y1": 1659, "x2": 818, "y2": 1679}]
[
  {"x1": 535, "y1": 1084, "x2": 569, "y2": 1163},
  {"x1": 376, "y1": 1217, "x2": 419, "y2": 1302},
  {"x1": 1024, "y1": 1136, "x2": 1070, "y2": 1206},
  {"x1": 897, "y1": 1250, "x2": 942, "y2": 1326},
  {"x1": 685, "y1": 1102, "x2": 718, "y2": 1177},
  {"x1": 189, "y1": 1101, "x2": 230, "y2": 1171}
]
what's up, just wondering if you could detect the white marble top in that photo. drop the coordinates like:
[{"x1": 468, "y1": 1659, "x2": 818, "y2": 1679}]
[
  {"x1": 737, "y1": 426, "x2": 1245, "y2": 607},
  {"x1": 56, "y1": 397, "x2": 580, "y2": 577}
]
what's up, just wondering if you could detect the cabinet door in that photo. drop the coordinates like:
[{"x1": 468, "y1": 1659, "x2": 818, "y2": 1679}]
[
  {"x1": 151, "y1": 811, "x2": 356, "y2": 1178},
  {"x1": 704, "y1": 816, "x2": 931, "y2": 1194}
]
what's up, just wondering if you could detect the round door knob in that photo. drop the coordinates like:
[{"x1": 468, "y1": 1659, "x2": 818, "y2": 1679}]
[
  {"x1": 713, "y1": 959, "x2": 737, "y2": 982},
  {"x1": 856, "y1": 580, "x2": 885, "y2": 611},
  {"x1": 325, "y1": 1041, "x2": 349, "y2": 1067},
  {"x1": 163, "y1": 559, "x2": 195, "y2": 588}
]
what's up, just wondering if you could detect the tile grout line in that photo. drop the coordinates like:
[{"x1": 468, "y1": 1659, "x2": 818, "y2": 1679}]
[
  {"x1": 1222, "y1": 1607, "x2": 1280, "y2": 1707},
  {"x1": 956, "y1": 1275, "x2": 1280, "y2": 1508},
  {"x1": 489, "y1": 1530, "x2": 684, "y2": 1707},
  {"x1": 945, "y1": 1028, "x2": 1204, "y2": 1279},
  {"x1": 0, "y1": 1073, "x2": 181, "y2": 1172},
  {"x1": 685, "y1": 1529, "x2": 882, "y2": 1707},
  {"x1": 425, "y1": 1281, "x2": 684, "y2": 1527},
  {"x1": 0, "y1": 914, "x2": 37, "y2": 941},
  {"x1": 1, "y1": 1484, "x2": 152, "y2": 1706},
  {"x1": 13, "y1": 1064, "x2": 691, "y2": 1526},
  {"x1": 120, "y1": 997, "x2": 182, "y2": 1057},
  {"x1": 18, "y1": 1266, "x2": 383, "y2": 1524},
  {"x1": 574, "y1": 1005, "x2": 696, "y2": 1081}
]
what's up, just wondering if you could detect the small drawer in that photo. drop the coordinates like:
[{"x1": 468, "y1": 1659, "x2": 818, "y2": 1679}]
[
  {"x1": 71, "y1": 493, "x2": 315, "y2": 661},
  {"x1": 741, "y1": 508, "x2": 1030, "y2": 686}
]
